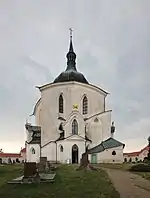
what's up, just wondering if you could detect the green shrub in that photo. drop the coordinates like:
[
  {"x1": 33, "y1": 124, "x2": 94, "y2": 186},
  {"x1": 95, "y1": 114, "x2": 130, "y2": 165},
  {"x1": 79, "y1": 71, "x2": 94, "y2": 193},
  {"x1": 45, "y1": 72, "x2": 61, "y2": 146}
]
[{"x1": 130, "y1": 163, "x2": 150, "y2": 172}]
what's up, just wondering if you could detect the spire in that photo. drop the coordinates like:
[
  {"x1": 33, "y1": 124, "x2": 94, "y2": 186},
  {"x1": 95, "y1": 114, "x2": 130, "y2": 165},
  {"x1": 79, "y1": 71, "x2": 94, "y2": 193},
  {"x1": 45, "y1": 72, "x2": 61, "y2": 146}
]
[
  {"x1": 69, "y1": 28, "x2": 74, "y2": 52},
  {"x1": 66, "y1": 28, "x2": 77, "y2": 71}
]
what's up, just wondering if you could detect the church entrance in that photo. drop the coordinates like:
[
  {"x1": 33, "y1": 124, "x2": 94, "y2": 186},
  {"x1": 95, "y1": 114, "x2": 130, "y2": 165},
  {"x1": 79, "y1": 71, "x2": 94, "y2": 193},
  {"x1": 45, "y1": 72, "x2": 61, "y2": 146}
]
[{"x1": 72, "y1": 144, "x2": 78, "y2": 164}]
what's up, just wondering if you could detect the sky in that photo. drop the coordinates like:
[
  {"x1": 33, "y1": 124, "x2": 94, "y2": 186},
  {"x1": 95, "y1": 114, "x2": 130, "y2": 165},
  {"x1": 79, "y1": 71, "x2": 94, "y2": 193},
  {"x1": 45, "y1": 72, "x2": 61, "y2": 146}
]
[{"x1": 0, "y1": 0, "x2": 150, "y2": 153}]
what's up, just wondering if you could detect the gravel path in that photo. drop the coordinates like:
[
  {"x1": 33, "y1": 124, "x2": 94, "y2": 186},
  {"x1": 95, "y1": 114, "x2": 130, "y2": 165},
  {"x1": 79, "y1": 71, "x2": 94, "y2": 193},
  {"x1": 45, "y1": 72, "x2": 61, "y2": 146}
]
[{"x1": 104, "y1": 168, "x2": 150, "y2": 198}]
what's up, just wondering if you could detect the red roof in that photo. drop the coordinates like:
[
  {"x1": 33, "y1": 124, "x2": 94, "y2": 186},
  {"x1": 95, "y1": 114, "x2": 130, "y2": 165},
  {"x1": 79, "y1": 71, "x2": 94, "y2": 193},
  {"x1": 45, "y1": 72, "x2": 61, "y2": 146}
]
[
  {"x1": 140, "y1": 145, "x2": 149, "y2": 153},
  {"x1": 0, "y1": 153, "x2": 21, "y2": 158},
  {"x1": 124, "y1": 145, "x2": 150, "y2": 157},
  {"x1": 124, "y1": 151, "x2": 140, "y2": 157}
]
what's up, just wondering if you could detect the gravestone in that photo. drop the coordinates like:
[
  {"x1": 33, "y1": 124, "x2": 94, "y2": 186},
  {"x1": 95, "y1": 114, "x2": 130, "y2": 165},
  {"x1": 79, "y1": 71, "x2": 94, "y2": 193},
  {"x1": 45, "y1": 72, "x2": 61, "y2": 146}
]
[
  {"x1": 37, "y1": 157, "x2": 47, "y2": 173},
  {"x1": 24, "y1": 162, "x2": 37, "y2": 178},
  {"x1": 77, "y1": 152, "x2": 98, "y2": 171},
  {"x1": 80, "y1": 153, "x2": 89, "y2": 167}
]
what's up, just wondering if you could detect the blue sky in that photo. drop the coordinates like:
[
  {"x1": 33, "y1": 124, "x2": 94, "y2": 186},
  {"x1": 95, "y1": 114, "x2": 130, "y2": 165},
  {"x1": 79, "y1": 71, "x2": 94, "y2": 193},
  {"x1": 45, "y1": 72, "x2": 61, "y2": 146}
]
[{"x1": 0, "y1": 0, "x2": 150, "y2": 152}]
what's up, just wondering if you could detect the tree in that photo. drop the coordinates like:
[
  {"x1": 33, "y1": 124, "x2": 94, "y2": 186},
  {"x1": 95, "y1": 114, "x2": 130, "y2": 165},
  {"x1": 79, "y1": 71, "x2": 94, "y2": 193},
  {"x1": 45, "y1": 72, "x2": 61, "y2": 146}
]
[
  {"x1": 0, "y1": 148, "x2": 3, "y2": 153},
  {"x1": 135, "y1": 157, "x2": 138, "y2": 162}
]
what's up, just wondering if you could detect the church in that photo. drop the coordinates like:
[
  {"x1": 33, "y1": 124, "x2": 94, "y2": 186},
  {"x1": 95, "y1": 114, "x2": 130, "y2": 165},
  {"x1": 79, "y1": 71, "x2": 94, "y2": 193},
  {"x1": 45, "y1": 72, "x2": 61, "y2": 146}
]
[{"x1": 25, "y1": 31, "x2": 125, "y2": 164}]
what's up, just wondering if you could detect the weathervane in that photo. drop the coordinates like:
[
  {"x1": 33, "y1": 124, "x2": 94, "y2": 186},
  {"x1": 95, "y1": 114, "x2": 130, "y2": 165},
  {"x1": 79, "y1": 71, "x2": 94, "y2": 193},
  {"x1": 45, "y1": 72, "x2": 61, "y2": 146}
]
[{"x1": 69, "y1": 28, "x2": 73, "y2": 39}]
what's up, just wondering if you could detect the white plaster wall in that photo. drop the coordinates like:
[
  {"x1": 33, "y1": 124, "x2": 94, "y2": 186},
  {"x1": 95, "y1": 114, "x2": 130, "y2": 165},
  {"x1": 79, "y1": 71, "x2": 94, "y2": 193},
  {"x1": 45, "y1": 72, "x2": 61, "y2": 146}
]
[
  {"x1": 88, "y1": 119, "x2": 102, "y2": 147},
  {"x1": 100, "y1": 111, "x2": 112, "y2": 141},
  {"x1": 89, "y1": 146, "x2": 124, "y2": 164},
  {"x1": 26, "y1": 144, "x2": 40, "y2": 163},
  {"x1": 139, "y1": 150, "x2": 148, "y2": 161},
  {"x1": 123, "y1": 155, "x2": 138, "y2": 162},
  {"x1": 40, "y1": 138, "x2": 85, "y2": 163},
  {"x1": 86, "y1": 111, "x2": 111, "y2": 146},
  {"x1": 39, "y1": 82, "x2": 107, "y2": 146},
  {"x1": 124, "y1": 149, "x2": 148, "y2": 162},
  {"x1": 41, "y1": 142, "x2": 56, "y2": 162},
  {"x1": 57, "y1": 138, "x2": 86, "y2": 163},
  {"x1": 35, "y1": 101, "x2": 42, "y2": 125}
]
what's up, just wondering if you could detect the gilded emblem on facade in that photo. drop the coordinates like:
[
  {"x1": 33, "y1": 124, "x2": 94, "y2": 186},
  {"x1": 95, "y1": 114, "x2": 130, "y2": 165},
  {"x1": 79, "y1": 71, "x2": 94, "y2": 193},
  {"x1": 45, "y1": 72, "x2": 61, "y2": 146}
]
[{"x1": 73, "y1": 104, "x2": 78, "y2": 109}]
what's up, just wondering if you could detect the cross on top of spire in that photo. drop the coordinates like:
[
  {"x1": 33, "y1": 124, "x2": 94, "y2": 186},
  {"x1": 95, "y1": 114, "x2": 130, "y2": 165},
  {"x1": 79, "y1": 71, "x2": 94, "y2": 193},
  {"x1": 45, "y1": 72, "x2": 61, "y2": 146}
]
[{"x1": 69, "y1": 28, "x2": 73, "y2": 40}]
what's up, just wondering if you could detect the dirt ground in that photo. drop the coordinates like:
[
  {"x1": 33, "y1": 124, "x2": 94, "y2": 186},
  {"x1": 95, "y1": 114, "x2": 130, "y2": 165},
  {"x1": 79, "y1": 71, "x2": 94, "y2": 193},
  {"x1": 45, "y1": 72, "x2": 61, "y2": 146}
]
[{"x1": 104, "y1": 168, "x2": 150, "y2": 198}]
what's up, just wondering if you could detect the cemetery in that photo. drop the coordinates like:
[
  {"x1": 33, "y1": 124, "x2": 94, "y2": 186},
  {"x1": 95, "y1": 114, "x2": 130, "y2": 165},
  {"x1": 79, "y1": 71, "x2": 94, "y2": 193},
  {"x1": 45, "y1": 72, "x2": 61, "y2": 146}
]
[
  {"x1": 0, "y1": 144, "x2": 150, "y2": 197},
  {"x1": 0, "y1": 163, "x2": 119, "y2": 198},
  {"x1": 7, "y1": 157, "x2": 56, "y2": 184}
]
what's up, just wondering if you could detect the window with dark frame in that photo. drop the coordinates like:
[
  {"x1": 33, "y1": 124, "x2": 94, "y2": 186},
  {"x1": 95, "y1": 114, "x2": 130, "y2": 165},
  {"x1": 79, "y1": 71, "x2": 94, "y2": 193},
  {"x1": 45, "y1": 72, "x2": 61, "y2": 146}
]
[
  {"x1": 31, "y1": 148, "x2": 35, "y2": 154},
  {"x1": 60, "y1": 145, "x2": 63, "y2": 152},
  {"x1": 83, "y1": 96, "x2": 88, "y2": 115},
  {"x1": 112, "y1": 150, "x2": 116, "y2": 155},
  {"x1": 72, "y1": 119, "x2": 78, "y2": 135},
  {"x1": 59, "y1": 94, "x2": 63, "y2": 113}
]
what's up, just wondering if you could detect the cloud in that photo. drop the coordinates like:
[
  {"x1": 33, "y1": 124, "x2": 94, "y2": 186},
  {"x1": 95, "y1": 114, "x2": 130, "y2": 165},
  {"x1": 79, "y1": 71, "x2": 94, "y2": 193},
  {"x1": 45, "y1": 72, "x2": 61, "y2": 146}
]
[{"x1": 0, "y1": 0, "x2": 150, "y2": 152}]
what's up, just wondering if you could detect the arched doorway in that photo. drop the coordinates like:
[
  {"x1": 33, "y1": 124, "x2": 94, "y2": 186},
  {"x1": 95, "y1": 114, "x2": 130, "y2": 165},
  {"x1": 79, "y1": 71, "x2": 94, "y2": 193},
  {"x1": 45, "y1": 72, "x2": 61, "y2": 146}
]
[{"x1": 72, "y1": 144, "x2": 78, "y2": 164}]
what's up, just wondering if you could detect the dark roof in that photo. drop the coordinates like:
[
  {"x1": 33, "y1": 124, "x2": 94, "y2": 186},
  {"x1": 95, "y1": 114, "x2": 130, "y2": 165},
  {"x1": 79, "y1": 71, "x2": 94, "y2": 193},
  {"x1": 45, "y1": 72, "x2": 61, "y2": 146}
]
[
  {"x1": 54, "y1": 70, "x2": 89, "y2": 84},
  {"x1": 102, "y1": 138, "x2": 124, "y2": 149},
  {"x1": 25, "y1": 123, "x2": 41, "y2": 133},
  {"x1": 87, "y1": 144, "x2": 104, "y2": 154},
  {"x1": 87, "y1": 137, "x2": 125, "y2": 154},
  {"x1": 53, "y1": 36, "x2": 89, "y2": 84},
  {"x1": 25, "y1": 124, "x2": 41, "y2": 144}
]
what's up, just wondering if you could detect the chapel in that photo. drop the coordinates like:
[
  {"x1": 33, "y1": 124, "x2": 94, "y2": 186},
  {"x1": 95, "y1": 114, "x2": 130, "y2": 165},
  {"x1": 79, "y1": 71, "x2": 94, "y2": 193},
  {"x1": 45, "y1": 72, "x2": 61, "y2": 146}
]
[{"x1": 25, "y1": 31, "x2": 125, "y2": 164}]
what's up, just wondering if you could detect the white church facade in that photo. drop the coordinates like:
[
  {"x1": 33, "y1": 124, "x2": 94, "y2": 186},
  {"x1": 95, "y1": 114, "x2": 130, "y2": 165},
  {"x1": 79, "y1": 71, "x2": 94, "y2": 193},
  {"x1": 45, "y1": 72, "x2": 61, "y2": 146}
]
[{"x1": 25, "y1": 32, "x2": 125, "y2": 164}]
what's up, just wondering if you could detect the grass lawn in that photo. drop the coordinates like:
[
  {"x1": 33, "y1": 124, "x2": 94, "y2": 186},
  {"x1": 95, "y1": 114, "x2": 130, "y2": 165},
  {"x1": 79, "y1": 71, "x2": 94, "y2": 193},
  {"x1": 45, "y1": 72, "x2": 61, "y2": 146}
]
[
  {"x1": 0, "y1": 164, "x2": 120, "y2": 198},
  {"x1": 136, "y1": 172, "x2": 150, "y2": 181},
  {"x1": 95, "y1": 163, "x2": 132, "y2": 171}
]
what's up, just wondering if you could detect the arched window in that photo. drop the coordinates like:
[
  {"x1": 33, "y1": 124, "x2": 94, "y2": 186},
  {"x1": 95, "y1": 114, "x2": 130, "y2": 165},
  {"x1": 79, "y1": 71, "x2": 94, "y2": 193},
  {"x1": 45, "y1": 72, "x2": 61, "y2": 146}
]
[
  {"x1": 72, "y1": 119, "x2": 78, "y2": 135},
  {"x1": 59, "y1": 94, "x2": 63, "y2": 113},
  {"x1": 83, "y1": 96, "x2": 88, "y2": 115},
  {"x1": 30, "y1": 147, "x2": 35, "y2": 154},
  {"x1": 60, "y1": 145, "x2": 63, "y2": 152}
]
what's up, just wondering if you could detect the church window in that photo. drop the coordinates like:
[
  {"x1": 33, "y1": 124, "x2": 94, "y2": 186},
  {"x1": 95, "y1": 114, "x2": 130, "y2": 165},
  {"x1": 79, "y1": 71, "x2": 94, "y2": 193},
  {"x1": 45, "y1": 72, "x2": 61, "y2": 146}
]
[
  {"x1": 83, "y1": 96, "x2": 88, "y2": 115},
  {"x1": 112, "y1": 151, "x2": 116, "y2": 155},
  {"x1": 59, "y1": 94, "x2": 63, "y2": 113},
  {"x1": 60, "y1": 145, "x2": 63, "y2": 152},
  {"x1": 72, "y1": 119, "x2": 78, "y2": 135},
  {"x1": 30, "y1": 147, "x2": 35, "y2": 154}
]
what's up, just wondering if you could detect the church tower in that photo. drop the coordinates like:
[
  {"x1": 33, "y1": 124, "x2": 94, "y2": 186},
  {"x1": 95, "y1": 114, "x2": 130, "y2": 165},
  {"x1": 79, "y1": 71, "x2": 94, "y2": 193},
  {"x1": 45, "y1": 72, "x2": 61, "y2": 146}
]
[{"x1": 53, "y1": 29, "x2": 88, "y2": 84}]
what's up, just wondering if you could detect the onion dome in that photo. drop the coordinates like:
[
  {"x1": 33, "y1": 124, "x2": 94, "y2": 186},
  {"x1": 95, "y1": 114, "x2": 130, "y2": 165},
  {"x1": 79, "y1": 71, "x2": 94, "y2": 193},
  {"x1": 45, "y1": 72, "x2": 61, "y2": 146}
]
[{"x1": 54, "y1": 29, "x2": 88, "y2": 84}]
